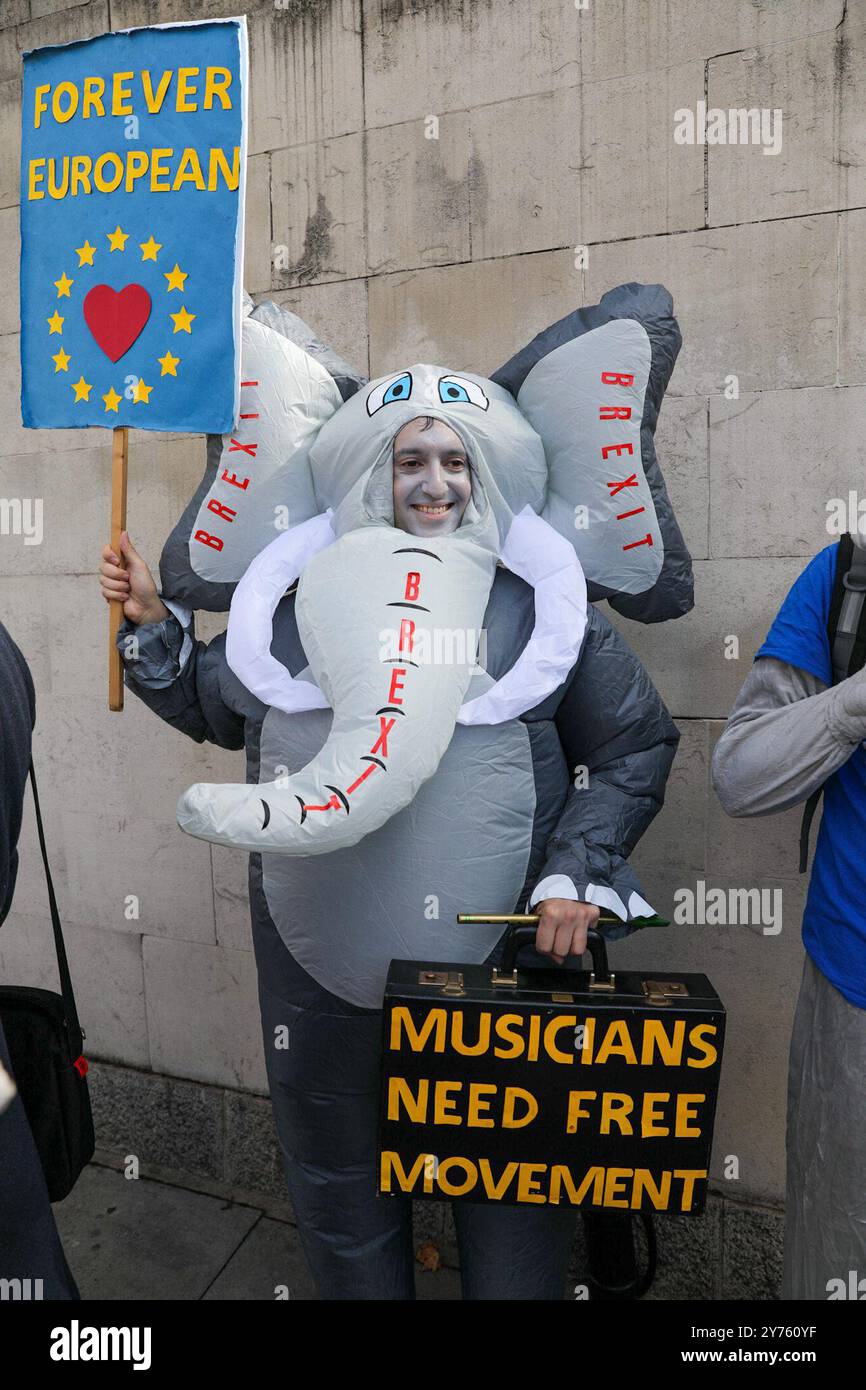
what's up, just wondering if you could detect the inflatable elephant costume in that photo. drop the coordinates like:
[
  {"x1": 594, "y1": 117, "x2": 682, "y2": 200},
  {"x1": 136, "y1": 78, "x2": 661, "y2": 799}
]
[{"x1": 119, "y1": 282, "x2": 691, "y2": 1298}]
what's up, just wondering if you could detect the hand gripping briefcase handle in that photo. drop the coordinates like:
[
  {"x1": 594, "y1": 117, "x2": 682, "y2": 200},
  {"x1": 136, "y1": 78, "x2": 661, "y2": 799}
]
[
  {"x1": 497, "y1": 923, "x2": 610, "y2": 986},
  {"x1": 456, "y1": 911, "x2": 670, "y2": 989}
]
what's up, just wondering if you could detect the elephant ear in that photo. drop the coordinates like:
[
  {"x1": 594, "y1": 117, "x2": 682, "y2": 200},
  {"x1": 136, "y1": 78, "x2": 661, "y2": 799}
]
[
  {"x1": 491, "y1": 282, "x2": 693, "y2": 623},
  {"x1": 159, "y1": 294, "x2": 367, "y2": 611}
]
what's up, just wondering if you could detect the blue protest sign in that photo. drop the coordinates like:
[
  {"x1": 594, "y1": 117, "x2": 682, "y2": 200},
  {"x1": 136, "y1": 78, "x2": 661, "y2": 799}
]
[{"x1": 19, "y1": 18, "x2": 247, "y2": 434}]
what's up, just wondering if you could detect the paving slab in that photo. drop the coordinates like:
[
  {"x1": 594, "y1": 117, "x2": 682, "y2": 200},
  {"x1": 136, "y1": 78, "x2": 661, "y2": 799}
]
[
  {"x1": 53, "y1": 1165, "x2": 260, "y2": 1301},
  {"x1": 202, "y1": 1216, "x2": 463, "y2": 1300},
  {"x1": 202, "y1": 1216, "x2": 318, "y2": 1301}
]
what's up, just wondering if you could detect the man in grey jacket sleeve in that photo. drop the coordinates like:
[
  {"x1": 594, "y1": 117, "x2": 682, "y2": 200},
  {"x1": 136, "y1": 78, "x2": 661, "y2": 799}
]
[{"x1": 712, "y1": 540, "x2": 866, "y2": 1301}]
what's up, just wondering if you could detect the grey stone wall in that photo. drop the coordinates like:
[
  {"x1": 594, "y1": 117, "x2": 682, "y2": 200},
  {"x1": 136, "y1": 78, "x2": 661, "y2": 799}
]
[{"x1": 1, "y1": 0, "x2": 857, "y2": 1288}]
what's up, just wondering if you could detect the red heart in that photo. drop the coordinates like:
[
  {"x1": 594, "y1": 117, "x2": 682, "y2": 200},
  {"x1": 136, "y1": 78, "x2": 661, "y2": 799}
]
[{"x1": 83, "y1": 283, "x2": 152, "y2": 363}]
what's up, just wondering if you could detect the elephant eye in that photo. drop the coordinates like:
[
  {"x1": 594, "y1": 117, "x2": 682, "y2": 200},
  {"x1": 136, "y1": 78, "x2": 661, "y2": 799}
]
[
  {"x1": 366, "y1": 371, "x2": 413, "y2": 416},
  {"x1": 438, "y1": 375, "x2": 489, "y2": 410}
]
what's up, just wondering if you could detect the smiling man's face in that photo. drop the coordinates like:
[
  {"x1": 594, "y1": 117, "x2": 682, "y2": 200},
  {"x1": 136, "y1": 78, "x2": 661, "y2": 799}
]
[{"x1": 392, "y1": 416, "x2": 472, "y2": 537}]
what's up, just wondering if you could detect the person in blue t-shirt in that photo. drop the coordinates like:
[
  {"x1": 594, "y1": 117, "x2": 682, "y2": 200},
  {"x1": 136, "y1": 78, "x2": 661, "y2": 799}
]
[{"x1": 713, "y1": 541, "x2": 866, "y2": 1300}]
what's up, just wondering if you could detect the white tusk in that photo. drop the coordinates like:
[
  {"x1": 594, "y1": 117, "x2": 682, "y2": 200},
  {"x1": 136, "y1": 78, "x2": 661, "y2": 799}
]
[
  {"x1": 457, "y1": 507, "x2": 588, "y2": 726},
  {"x1": 226, "y1": 512, "x2": 334, "y2": 713}
]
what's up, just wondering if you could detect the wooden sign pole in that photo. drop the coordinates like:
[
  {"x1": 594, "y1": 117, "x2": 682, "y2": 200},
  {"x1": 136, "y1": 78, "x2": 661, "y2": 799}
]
[{"x1": 108, "y1": 425, "x2": 129, "y2": 712}]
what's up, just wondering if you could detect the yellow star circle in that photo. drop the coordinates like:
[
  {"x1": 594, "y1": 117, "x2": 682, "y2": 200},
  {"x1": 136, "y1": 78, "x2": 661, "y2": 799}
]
[{"x1": 50, "y1": 231, "x2": 194, "y2": 412}]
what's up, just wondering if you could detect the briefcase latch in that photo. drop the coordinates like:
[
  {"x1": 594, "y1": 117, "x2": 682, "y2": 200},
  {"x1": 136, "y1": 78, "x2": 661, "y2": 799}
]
[
  {"x1": 643, "y1": 978, "x2": 690, "y2": 1006},
  {"x1": 588, "y1": 971, "x2": 616, "y2": 992},
  {"x1": 418, "y1": 969, "x2": 465, "y2": 996}
]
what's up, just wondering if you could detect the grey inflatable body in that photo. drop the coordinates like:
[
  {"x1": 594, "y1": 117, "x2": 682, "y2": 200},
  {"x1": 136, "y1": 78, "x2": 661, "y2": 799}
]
[{"x1": 120, "y1": 567, "x2": 678, "y2": 1007}]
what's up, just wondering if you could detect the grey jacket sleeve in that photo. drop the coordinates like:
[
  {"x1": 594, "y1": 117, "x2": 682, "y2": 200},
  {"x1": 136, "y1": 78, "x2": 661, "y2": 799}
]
[
  {"x1": 532, "y1": 607, "x2": 680, "y2": 936},
  {"x1": 115, "y1": 608, "x2": 245, "y2": 751},
  {"x1": 711, "y1": 656, "x2": 866, "y2": 817}
]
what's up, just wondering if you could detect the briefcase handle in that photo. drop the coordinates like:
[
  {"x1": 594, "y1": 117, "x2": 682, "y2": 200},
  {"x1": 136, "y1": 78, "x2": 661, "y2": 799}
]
[
  {"x1": 497, "y1": 924, "x2": 610, "y2": 983},
  {"x1": 456, "y1": 910, "x2": 669, "y2": 989}
]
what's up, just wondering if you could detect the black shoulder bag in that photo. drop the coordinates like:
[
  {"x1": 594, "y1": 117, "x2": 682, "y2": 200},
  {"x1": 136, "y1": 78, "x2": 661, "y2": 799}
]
[{"x1": 0, "y1": 761, "x2": 95, "y2": 1200}]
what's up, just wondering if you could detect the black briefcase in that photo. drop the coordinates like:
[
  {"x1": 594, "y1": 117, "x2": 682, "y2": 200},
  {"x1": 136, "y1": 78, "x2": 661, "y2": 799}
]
[{"x1": 377, "y1": 922, "x2": 725, "y2": 1216}]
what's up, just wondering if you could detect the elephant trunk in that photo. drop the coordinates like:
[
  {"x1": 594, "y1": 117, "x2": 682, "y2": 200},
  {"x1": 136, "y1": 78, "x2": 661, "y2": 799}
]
[{"x1": 176, "y1": 526, "x2": 495, "y2": 854}]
